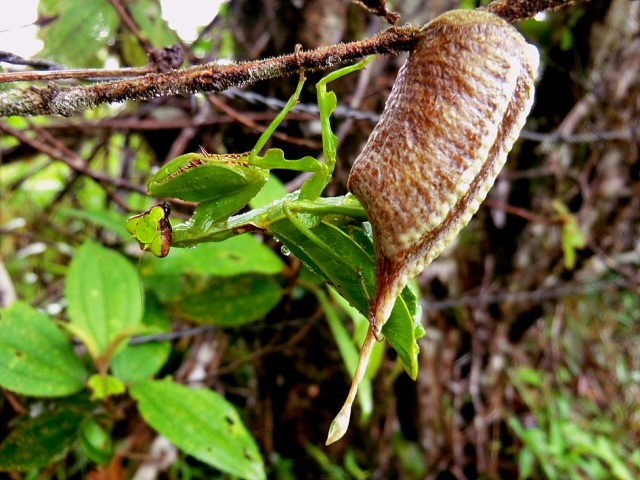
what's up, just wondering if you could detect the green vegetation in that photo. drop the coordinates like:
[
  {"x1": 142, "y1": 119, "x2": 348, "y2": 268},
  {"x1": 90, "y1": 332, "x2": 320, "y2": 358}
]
[{"x1": 1, "y1": 0, "x2": 638, "y2": 478}]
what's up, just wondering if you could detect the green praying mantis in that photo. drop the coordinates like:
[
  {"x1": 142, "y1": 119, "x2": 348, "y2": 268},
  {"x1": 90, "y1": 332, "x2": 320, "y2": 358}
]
[{"x1": 126, "y1": 57, "x2": 423, "y2": 444}]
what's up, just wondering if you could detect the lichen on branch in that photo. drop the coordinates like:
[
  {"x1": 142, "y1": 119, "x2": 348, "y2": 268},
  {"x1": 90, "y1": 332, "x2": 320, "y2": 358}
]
[{"x1": 0, "y1": 0, "x2": 575, "y2": 118}]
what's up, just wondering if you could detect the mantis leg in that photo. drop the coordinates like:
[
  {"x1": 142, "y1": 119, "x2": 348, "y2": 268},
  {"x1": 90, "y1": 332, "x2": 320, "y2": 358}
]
[
  {"x1": 299, "y1": 56, "x2": 374, "y2": 201},
  {"x1": 245, "y1": 66, "x2": 322, "y2": 173},
  {"x1": 249, "y1": 57, "x2": 373, "y2": 177},
  {"x1": 131, "y1": 57, "x2": 374, "y2": 256},
  {"x1": 248, "y1": 69, "x2": 308, "y2": 163}
]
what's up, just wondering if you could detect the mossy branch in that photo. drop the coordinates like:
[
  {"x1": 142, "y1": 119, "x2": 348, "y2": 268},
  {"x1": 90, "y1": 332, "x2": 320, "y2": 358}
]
[{"x1": 0, "y1": 0, "x2": 576, "y2": 118}]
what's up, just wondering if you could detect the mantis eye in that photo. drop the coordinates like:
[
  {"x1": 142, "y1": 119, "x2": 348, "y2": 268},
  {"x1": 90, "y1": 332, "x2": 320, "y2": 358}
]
[
  {"x1": 125, "y1": 203, "x2": 173, "y2": 258},
  {"x1": 160, "y1": 201, "x2": 171, "y2": 219}
]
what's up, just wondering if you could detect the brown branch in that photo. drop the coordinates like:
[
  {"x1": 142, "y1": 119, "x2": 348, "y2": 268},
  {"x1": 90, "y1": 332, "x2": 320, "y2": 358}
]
[
  {"x1": 0, "y1": 26, "x2": 417, "y2": 118},
  {"x1": 0, "y1": 0, "x2": 578, "y2": 118},
  {"x1": 0, "y1": 66, "x2": 155, "y2": 83},
  {"x1": 0, "y1": 120, "x2": 146, "y2": 194}
]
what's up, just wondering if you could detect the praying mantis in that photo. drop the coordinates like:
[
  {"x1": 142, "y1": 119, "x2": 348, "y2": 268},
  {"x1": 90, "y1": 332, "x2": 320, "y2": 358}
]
[{"x1": 126, "y1": 57, "x2": 423, "y2": 444}]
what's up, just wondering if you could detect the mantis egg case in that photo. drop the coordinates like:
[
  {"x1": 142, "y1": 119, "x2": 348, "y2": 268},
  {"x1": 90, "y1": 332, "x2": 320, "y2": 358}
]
[{"x1": 347, "y1": 9, "x2": 539, "y2": 331}]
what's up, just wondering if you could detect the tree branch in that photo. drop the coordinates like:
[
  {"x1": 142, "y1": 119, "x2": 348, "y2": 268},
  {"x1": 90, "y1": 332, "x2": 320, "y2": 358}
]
[
  {"x1": 0, "y1": 121, "x2": 146, "y2": 194},
  {"x1": 0, "y1": 0, "x2": 578, "y2": 118}
]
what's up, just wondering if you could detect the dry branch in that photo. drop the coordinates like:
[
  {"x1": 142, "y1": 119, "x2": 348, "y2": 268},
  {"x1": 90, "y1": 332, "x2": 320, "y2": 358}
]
[{"x1": 0, "y1": 0, "x2": 576, "y2": 118}]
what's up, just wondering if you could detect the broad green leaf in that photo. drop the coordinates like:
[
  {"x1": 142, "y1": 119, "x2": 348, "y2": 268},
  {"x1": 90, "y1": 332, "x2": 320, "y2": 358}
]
[
  {"x1": 110, "y1": 295, "x2": 171, "y2": 383},
  {"x1": 87, "y1": 374, "x2": 126, "y2": 400},
  {"x1": 128, "y1": 0, "x2": 179, "y2": 50},
  {"x1": 165, "y1": 274, "x2": 283, "y2": 326},
  {"x1": 78, "y1": 417, "x2": 114, "y2": 466},
  {"x1": 139, "y1": 235, "x2": 285, "y2": 326},
  {"x1": 120, "y1": 0, "x2": 180, "y2": 65},
  {"x1": 0, "y1": 399, "x2": 91, "y2": 471},
  {"x1": 121, "y1": 32, "x2": 149, "y2": 68},
  {"x1": 250, "y1": 175, "x2": 288, "y2": 209},
  {"x1": 65, "y1": 241, "x2": 143, "y2": 355},
  {"x1": 130, "y1": 378, "x2": 265, "y2": 480},
  {"x1": 38, "y1": 0, "x2": 119, "y2": 67},
  {"x1": 0, "y1": 302, "x2": 87, "y2": 396},
  {"x1": 269, "y1": 218, "x2": 422, "y2": 378},
  {"x1": 141, "y1": 234, "x2": 285, "y2": 288}
]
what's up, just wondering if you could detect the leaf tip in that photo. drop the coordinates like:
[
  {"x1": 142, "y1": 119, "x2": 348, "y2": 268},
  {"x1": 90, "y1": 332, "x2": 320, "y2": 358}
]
[{"x1": 325, "y1": 404, "x2": 352, "y2": 445}]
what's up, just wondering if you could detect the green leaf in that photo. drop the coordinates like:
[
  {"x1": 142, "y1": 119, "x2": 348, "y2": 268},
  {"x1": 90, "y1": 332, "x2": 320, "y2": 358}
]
[
  {"x1": 65, "y1": 241, "x2": 143, "y2": 355},
  {"x1": 551, "y1": 199, "x2": 585, "y2": 270},
  {"x1": 0, "y1": 400, "x2": 91, "y2": 471},
  {"x1": 0, "y1": 302, "x2": 87, "y2": 396},
  {"x1": 78, "y1": 417, "x2": 114, "y2": 466},
  {"x1": 110, "y1": 295, "x2": 171, "y2": 383},
  {"x1": 305, "y1": 444, "x2": 349, "y2": 479},
  {"x1": 87, "y1": 374, "x2": 126, "y2": 400},
  {"x1": 594, "y1": 436, "x2": 634, "y2": 480},
  {"x1": 130, "y1": 378, "x2": 265, "y2": 480},
  {"x1": 250, "y1": 175, "x2": 288, "y2": 209},
  {"x1": 38, "y1": 0, "x2": 119, "y2": 67},
  {"x1": 142, "y1": 234, "x2": 284, "y2": 286},
  {"x1": 517, "y1": 447, "x2": 536, "y2": 480},
  {"x1": 511, "y1": 366, "x2": 543, "y2": 387},
  {"x1": 139, "y1": 235, "x2": 285, "y2": 326},
  {"x1": 270, "y1": 218, "x2": 422, "y2": 378},
  {"x1": 164, "y1": 274, "x2": 283, "y2": 326},
  {"x1": 128, "y1": 0, "x2": 179, "y2": 50}
]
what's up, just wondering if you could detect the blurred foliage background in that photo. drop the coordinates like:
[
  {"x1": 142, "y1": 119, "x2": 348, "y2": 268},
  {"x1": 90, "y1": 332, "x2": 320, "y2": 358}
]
[{"x1": 0, "y1": 0, "x2": 639, "y2": 478}]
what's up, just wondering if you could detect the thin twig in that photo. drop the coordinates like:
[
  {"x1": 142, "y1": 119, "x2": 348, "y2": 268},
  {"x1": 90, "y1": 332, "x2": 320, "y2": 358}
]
[
  {"x1": 0, "y1": 51, "x2": 61, "y2": 69},
  {"x1": 0, "y1": 121, "x2": 146, "y2": 194},
  {"x1": 0, "y1": 27, "x2": 419, "y2": 117},
  {"x1": 0, "y1": 0, "x2": 580, "y2": 118},
  {"x1": 0, "y1": 66, "x2": 155, "y2": 83},
  {"x1": 423, "y1": 276, "x2": 636, "y2": 311}
]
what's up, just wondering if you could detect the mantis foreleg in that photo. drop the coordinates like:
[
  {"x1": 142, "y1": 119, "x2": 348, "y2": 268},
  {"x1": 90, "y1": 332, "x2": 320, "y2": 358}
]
[{"x1": 299, "y1": 57, "x2": 373, "y2": 201}]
